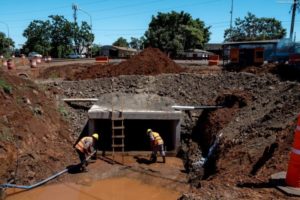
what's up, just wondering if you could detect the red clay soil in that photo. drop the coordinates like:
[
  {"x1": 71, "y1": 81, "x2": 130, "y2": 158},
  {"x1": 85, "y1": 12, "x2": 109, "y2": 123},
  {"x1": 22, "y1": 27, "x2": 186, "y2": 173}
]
[
  {"x1": 185, "y1": 90, "x2": 297, "y2": 199},
  {"x1": 73, "y1": 47, "x2": 185, "y2": 80},
  {"x1": 37, "y1": 63, "x2": 89, "y2": 80},
  {"x1": 0, "y1": 70, "x2": 77, "y2": 185},
  {"x1": 190, "y1": 124, "x2": 296, "y2": 199},
  {"x1": 192, "y1": 90, "x2": 251, "y2": 155}
]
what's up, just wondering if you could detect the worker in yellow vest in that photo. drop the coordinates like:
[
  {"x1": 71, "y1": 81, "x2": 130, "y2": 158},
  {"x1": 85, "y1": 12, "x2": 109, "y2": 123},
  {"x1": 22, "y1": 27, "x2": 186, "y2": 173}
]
[
  {"x1": 147, "y1": 129, "x2": 166, "y2": 163},
  {"x1": 74, "y1": 133, "x2": 99, "y2": 172}
]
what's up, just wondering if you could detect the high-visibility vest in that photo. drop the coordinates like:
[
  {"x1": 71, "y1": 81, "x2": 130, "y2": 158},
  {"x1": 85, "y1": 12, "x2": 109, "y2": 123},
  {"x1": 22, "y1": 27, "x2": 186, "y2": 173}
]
[
  {"x1": 75, "y1": 136, "x2": 93, "y2": 153},
  {"x1": 152, "y1": 132, "x2": 163, "y2": 145}
]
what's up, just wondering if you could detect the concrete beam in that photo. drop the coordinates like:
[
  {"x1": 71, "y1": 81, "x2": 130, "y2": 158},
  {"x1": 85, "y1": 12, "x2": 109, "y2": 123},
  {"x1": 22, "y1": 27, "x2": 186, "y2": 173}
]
[{"x1": 88, "y1": 105, "x2": 182, "y2": 120}]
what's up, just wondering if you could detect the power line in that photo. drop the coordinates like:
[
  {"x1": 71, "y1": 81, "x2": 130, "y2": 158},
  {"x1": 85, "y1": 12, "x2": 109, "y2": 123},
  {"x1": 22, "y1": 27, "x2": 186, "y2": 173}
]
[
  {"x1": 88, "y1": 0, "x2": 166, "y2": 13},
  {"x1": 2, "y1": 0, "x2": 223, "y2": 24},
  {"x1": 0, "y1": 0, "x2": 107, "y2": 16},
  {"x1": 92, "y1": 0, "x2": 224, "y2": 22},
  {"x1": 93, "y1": 28, "x2": 146, "y2": 31},
  {"x1": 0, "y1": 5, "x2": 70, "y2": 16}
]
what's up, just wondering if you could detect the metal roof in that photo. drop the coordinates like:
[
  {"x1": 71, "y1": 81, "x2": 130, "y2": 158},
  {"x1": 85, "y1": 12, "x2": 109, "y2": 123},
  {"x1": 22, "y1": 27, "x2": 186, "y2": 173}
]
[
  {"x1": 101, "y1": 45, "x2": 137, "y2": 52},
  {"x1": 223, "y1": 39, "x2": 279, "y2": 45}
]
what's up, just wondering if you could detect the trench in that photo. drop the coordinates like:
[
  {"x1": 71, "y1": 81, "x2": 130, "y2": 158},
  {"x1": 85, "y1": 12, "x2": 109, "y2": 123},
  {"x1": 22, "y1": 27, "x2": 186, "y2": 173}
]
[{"x1": 189, "y1": 92, "x2": 250, "y2": 180}]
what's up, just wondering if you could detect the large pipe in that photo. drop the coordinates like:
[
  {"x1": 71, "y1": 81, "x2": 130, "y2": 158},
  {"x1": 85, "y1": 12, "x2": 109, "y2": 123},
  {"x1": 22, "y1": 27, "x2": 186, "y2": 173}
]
[
  {"x1": 0, "y1": 151, "x2": 96, "y2": 190},
  {"x1": 1, "y1": 169, "x2": 68, "y2": 189},
  {"x1": 192, "y1": 133, "x2": 223, "y2": 168},
  {"x1": 62, "y1": 98, "x2": 99, "y2": 102},
  {"x1": 172, "y1": 105, "x2": 223, "y2": 110}
]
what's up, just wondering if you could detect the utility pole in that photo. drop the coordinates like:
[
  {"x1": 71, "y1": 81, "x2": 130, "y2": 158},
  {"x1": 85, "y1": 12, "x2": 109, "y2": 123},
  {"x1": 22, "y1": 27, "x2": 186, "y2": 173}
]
[
  {"x1": 72, "y1": 4, "x2": 78, "y2": 25},
  {"x1": 77, "y1": 7, "x2": 93, "y2": 57},
  {"x1": 229, "y1": 0, "x2": 234, "y2": 40},
  {"x1": 290, "y1": 0, "x2": 297, "y2": 40},
  {"x1": 72, "y1": 3, "x2": 93, "y2": 57},
  {"x1": 72, "y1": 4, "x2": 78, "y2": 54}
]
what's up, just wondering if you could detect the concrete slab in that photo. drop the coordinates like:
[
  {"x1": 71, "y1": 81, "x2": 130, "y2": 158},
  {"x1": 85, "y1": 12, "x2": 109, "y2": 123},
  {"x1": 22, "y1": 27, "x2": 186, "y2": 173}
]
[
  {"x1": 87, "y1": 93, "x2": 182, "y2": 152},
  {"x1": 88, "y1": 105, "x2": 182, "y2": 120},
  {"x1": 271, "y1": 171, "x2": 300, "y2": 196}
]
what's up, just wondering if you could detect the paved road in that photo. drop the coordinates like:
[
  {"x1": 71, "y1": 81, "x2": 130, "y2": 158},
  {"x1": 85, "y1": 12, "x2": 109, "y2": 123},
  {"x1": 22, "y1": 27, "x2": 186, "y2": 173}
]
[{"x1": 4, "y1": 57, "x2": 223, "y2": 70}]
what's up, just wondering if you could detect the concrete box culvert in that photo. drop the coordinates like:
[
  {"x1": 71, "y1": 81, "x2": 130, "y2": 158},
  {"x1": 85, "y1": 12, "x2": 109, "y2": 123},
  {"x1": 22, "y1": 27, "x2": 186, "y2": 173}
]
[{"x1": 87, "y1": 94, "x2": 182, "y2": 153}]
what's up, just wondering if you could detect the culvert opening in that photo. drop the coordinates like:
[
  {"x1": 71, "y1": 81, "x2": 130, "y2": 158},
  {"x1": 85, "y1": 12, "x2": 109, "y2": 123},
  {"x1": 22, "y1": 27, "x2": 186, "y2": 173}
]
[
  {"x1": 91, "y1": 119, "x2": 179, "y2": 152},
  {"x1": 190, "y1": 91, "x2": 251, "y2": 180},
  {"x1": 86, "y1": 93, "x2": 182, "y2": 153}
]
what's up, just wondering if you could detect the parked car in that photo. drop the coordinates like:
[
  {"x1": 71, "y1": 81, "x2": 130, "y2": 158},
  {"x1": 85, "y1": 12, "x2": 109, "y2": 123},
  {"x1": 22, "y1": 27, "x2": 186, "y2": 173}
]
[
  {"x1": 68, "y1": 53, "x2": 86, "y2": 59},
  {"x1": 28, "y1": 52, "x2": 42, "y2": 58}
]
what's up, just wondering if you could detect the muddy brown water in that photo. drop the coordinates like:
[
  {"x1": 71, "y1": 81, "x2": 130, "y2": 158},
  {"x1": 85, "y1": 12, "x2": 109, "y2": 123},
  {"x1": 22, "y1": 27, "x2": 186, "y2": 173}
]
[{"x1": 6, "y1": 177, "x2": 179, "y2": 200}]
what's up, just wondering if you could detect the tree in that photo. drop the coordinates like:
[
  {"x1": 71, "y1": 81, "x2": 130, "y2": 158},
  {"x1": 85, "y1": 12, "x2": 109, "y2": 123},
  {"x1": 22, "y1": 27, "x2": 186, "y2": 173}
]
[
  {"x1": 144, "y1": 11, "x2": 210, "y2": 56},
  {"x1": 91, "y1": 44, "x2": 101, "y2": 57},
  {"x1": 113, "y1": 37, "x2": 129, "y2": 47},
  {"x1": 224, "y1": 12, "x2": 286, "y2": 42},
  {"x1": 49, "y1": 15, "x2": 73, "y2": 58},
  {"x1": 22, "y1": 20, "x2": 51, "y2": 55},
  {"x1": 0, "y1": 32, "x2": 14, "y2": 57},
  {"x1": 23, "y1": 15, "x2": 94, "y2": 58},
  {"x1": 74, "y1": 21, "x2": 94, "y2": 55},
  {"x1": 129, "y1": 37, "x2": 144, "y2": 50}
]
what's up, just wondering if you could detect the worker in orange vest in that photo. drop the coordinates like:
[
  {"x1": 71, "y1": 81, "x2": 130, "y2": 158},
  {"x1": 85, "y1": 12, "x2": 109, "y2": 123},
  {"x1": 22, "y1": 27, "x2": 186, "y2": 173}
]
[
  {"x1": 74, "y1": 133, "x2": 99, "y2": 172},
  {"x1": 147, "y1": 129, "x2": 166, "y2": 163}
]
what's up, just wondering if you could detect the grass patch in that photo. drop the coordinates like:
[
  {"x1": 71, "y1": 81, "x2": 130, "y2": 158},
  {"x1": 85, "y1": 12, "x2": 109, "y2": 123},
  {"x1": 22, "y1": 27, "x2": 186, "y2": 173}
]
[
  {"x1": 0, "y1": 79, "x2": 12, "y2": 94},
  {"x1": 49, "y1": 72, "x2": 59, "y2": 79},
  {"x1": 58, "y1": 104, "x2": 68, "y2": 118},
  {"x1": 0, "y1": 127, "x2": 15, "y2": 143}
]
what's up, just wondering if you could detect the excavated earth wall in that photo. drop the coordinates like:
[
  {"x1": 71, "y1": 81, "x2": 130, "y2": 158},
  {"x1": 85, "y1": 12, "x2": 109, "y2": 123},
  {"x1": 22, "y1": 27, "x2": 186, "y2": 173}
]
[{"x1": 44, "y1": 71, "x2": 300, "y2": 199}]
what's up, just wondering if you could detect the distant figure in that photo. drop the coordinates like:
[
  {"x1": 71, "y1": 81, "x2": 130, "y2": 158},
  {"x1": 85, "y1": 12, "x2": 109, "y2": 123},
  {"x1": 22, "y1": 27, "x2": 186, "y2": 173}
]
[
  {"x1": 146, "y1": 129, "x2": 166, "y2": 163},
  {"x1": 74, "y1": 133, "x2": 99, "y2": 172}
]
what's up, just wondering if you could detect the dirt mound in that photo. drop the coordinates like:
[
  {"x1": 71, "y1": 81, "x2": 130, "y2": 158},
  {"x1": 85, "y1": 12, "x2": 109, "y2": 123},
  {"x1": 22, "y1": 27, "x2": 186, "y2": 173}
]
[
  {"x1": 37, "y1": 63, "x2": 90, "y2": 80},
  {"x1": 73, "y1": 48, "x2": 184, "y2": 80},
  {"x1": 0, "y1": 70, "x2": 77, "y2": 185},
  {"x1": 223, "y1": 63, "x2": 300, "y2": 82}
]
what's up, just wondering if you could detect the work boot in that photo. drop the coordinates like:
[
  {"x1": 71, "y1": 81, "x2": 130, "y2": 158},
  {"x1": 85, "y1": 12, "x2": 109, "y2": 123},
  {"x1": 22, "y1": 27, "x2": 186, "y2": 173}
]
[
  {"x1": 81, "y1": 166, "x2": 88, "y2": 172},
  {"x1": 152, "y1": 156, "x2": 157, "y2": 163},
  {"x1": 150, "y1": 154, "x2": 157, "y2": 163},
  {"x1": 162, "y1": 156, "x2": 166, "y2": 163}
]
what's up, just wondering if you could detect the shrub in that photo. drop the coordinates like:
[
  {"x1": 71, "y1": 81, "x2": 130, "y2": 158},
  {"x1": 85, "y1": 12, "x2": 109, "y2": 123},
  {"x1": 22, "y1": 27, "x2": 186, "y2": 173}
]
[{"x1": 0, "y1": 79, "x2": 12, "y2": 94}]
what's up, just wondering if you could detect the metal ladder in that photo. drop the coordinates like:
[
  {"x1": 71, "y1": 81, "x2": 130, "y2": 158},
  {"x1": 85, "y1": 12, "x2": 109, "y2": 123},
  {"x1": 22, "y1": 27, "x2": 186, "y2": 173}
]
[{"x1": 111, "y1": 78, "x2": 125, "y2": 163}]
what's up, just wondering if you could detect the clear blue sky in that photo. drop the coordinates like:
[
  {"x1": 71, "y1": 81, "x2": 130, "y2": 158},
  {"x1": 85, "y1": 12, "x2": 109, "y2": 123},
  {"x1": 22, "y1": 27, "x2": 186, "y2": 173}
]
[{"x1": 0, "y1": 0, "x2": 297, "y2": 48}]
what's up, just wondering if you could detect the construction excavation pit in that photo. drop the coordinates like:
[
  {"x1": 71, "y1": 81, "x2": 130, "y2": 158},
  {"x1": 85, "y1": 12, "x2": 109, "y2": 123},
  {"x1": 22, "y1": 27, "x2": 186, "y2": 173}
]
[{"x1": 1, "y1": 47, "x2": 300, "y2": 199}]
